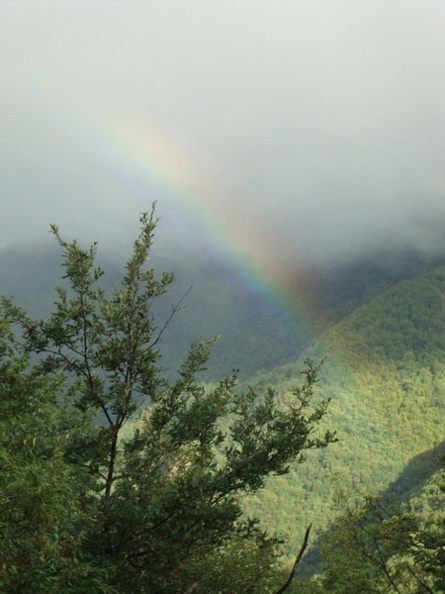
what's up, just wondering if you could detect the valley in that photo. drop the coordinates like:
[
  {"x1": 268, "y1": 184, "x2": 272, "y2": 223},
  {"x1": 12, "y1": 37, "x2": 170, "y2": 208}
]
[{"x1": 1, "y1": 239, "x2": 444, "y2": 591}]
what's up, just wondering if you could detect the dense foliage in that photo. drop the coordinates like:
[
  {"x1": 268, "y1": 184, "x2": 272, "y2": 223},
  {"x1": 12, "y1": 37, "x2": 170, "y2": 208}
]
[
  {"x1": 295, "y1": 461, "x2": 445, "y2": 593},
  {"x1": 1, "y1": 209, "x2": 445, "y2": 592},
  {"x1": 0, "y1": 207, "x2": 333, "y2": 593},
  {"x1": 240, "y1": 265, "x2": 445, "y2": 573}
]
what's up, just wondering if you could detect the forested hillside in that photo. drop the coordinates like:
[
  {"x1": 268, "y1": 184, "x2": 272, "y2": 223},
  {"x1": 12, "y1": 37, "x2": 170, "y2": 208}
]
[
  {"x1": 295, "y1": 459, "x2": 445, "y2": 593},
  {"x1": 1, "y1": 230, "x2": 444, "y2": 592},
  {"x1": 243, "y1": 264, "x2": 445, "y2": 581}
]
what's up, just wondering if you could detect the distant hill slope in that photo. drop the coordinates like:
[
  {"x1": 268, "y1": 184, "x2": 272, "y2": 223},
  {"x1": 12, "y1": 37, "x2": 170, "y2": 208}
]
[
  {"x1": 241, "y1": 264, "x2": 445, "y2": 568},
  {"x1": 0, "y1": 240, "x2": 314, "y2": 379},
  {"x1": 1, "y1": 240, "x2": 443, "y2": 379},
  {"x1": 298, "y1": 247, "x2": 445, "y2": 326}
]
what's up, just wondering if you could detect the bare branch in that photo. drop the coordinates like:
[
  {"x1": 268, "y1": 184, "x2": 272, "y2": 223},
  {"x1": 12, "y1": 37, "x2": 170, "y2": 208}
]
[
  {"x1": 182, "y1": 582, "x2": 200, "y2": 594},
  {"x1": 147, "y1": 287, "x2": 192, "y2": 351},
  {"x1": 274, "y1": 524, "x2": 312, "y2": 594}
]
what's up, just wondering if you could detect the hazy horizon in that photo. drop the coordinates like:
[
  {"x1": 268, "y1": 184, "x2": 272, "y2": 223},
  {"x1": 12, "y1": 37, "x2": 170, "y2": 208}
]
[{"x1": 2, "y1": 1, "x2": 445, "y2": 272}]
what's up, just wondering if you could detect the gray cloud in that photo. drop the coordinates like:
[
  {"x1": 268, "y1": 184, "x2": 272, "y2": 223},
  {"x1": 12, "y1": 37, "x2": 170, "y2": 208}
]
[{"x1": 1, "y1": 1, "x2": 445, "y2": 268}]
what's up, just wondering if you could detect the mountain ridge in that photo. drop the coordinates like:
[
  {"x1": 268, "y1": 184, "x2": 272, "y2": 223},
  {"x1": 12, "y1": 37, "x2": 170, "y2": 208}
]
[
  {"x1": 241, "y1": 262, "x2": 445, "y2": 568},
  {"x1": 1, "y1": 240, "x2": 444, "y2": 378}
]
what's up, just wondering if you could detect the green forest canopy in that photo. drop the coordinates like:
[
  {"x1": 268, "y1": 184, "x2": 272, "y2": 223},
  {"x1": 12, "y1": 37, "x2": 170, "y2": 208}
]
[
  {"x1": 1, "y1": 207, "x2": 444, "y2": 593},
  {"x1": 0, "y1": 207, "x2": 334, "y2": 594}
]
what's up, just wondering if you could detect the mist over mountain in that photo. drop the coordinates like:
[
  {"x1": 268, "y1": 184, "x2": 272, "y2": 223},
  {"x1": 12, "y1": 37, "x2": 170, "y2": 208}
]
[
  {"x1": 1, "y1": 236, "x2": 445, "y2": 380},
  {"x1": 1, "y1": 2, "x2": 445, "y2": 274}
]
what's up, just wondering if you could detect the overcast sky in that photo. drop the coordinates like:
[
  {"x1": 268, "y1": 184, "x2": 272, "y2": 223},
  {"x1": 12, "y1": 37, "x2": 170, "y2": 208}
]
[{"x1": 1, "y1": 1, "x2": 445, "y2": 270}]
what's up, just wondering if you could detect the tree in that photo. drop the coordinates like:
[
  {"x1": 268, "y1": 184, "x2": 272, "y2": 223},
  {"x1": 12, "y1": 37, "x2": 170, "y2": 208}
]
[
  {"x1": 308, "y1": 466, "x2": 445, "y2": 594},
  {"x1": 0, "y1": 205, "x2": 334, "y2": 593},
  {"x1": 0, "y1": 321, "x2": 109, "y2": 593}
]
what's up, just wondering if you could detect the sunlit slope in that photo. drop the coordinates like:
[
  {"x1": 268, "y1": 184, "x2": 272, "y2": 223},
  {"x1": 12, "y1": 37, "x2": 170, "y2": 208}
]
[{"x1": 243, "y1": 265, "x2": 445, "y2": 559}]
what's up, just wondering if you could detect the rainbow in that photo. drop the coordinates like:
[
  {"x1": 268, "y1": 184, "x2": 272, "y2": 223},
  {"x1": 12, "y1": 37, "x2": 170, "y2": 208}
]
[{"x1": 94, "y1": 117, "x2": 321, "y2": 343}]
